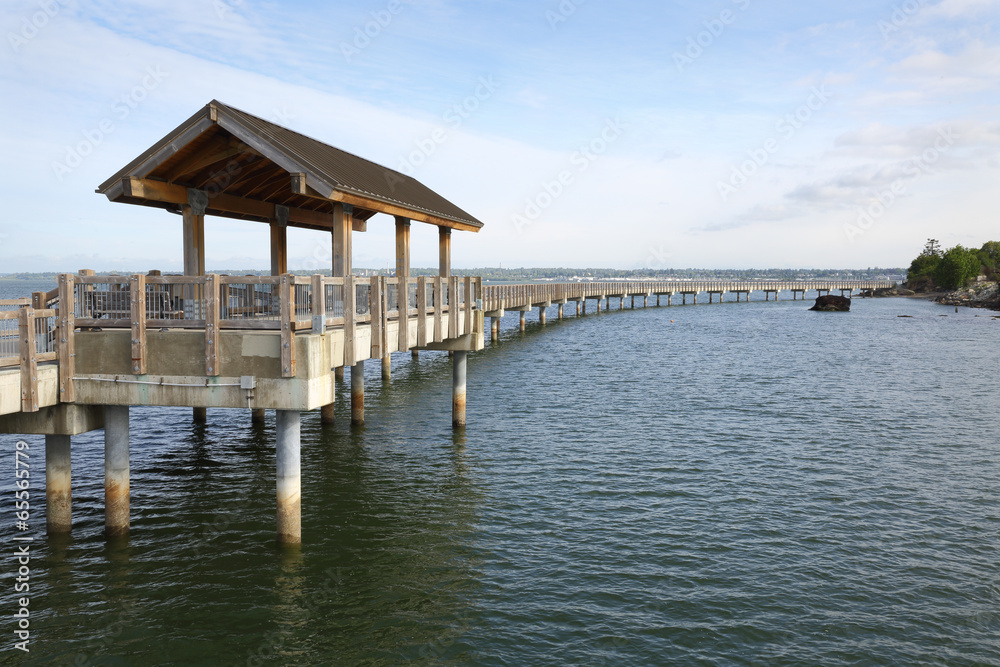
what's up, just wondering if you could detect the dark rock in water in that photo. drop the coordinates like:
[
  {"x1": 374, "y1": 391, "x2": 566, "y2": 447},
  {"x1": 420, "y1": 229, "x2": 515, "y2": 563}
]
[{"x1": 809, "y1": 295, "x2": 851, "y2": 312}]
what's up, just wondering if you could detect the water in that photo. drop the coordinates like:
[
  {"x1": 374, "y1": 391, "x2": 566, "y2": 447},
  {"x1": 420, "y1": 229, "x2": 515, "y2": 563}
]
[{"x1": 2, "y1": 281, "x2": 999, "y2": 665}]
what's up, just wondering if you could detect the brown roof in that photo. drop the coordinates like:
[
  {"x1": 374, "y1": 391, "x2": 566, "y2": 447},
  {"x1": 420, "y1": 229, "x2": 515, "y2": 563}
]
[{"x1": 96, "y1": 100, "x2": 484, "y2": 232}]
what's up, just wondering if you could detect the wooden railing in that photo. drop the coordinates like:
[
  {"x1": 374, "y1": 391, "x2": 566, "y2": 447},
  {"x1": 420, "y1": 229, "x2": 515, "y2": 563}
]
[
  {"x1": 0, "y1": 306, "x2": 59, "y2": 413},
  {"x1": 481, "y1": 280, "x2": 894, "y2": 312}
]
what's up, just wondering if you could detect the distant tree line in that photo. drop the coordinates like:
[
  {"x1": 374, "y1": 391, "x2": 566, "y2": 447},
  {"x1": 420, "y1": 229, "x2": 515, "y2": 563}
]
[{"x1": 907, "y1": 239, "x2": 1000, "y2": 291}]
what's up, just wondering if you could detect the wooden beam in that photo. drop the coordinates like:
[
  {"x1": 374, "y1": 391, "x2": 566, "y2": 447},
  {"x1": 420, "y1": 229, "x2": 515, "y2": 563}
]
[
  {"x1": 396, "y1": 217, "x2": 410, "y2": 353},
  {"x1": 270, "y1": 205, "x2": 288, "y2": 276},
  {"x1": 329, "y1": 189, "x2": 481, "y2": 232},
  {"x1": 279, "y1": 274, "x2": 295, "y2": 378},
  {"x1": 343, "y1": 276, "x2": 356, "y2": 367},
  {"x1": 121, "y1": 178, "x2": 334, "y2": 230}
]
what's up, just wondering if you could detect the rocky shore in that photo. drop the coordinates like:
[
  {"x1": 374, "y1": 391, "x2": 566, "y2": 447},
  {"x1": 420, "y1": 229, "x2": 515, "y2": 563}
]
[{"x1": 934, "y1": 281, "x2": 1000, "y2": 311}]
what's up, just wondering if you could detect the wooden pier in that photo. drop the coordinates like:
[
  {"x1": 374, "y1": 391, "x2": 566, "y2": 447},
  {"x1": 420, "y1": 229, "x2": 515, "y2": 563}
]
[{"x1": 0, "y1": 100, "x2": 894, "y2": 546}]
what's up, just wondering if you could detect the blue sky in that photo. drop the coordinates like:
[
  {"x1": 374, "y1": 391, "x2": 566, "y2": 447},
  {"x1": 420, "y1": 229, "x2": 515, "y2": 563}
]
[{"x1": 1, "y1": 0, "x2": 997, "y2": 272}]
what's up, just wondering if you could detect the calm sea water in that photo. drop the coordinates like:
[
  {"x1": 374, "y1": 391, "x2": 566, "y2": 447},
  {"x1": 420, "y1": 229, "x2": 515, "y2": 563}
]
[{"x1": 1, "y1": 280, "x2": 999, "y2": 666}]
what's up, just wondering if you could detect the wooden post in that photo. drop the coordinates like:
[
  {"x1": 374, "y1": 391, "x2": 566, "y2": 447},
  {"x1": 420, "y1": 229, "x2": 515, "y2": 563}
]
[
  {"x1": 270, "y1": 205, "x2": 289, "y2": 276},
  {"x1": 433, "y1": 276, "x2": 443, "y2": 343},
  {"x1": 416, "y1": 276, "x2": 428, "y2": 347},
  {"x1": 130, "y1": 274, "x2": 147, "y2": 375},
  {"x1": 396, "y1": 217, "x2": 410, "y2": 352},
  {"x1": 464, "y1": 276, "x2": 473, "y2": 336},
  {"x1": 182, "y1": 189, "x2": 207, "y2": 277},
  {"x1": 205, "y1": 274, "x2": 220, "y2": 376},
  {"x1": 449, "y1": 276, "x2": 460, "y2": 339},
  {"x1": 343, "y1": 275, "x2": 356, "y2": 367},
  {"x1": 280, "y1": 274, "x2": 295, "y2": 378},
  {"x1": 58, "y1": 274, "x2": 75, "y2": 403},
  {"x1": 439, "y1": 227, "x2": 451, "y2": 278},
  {"x1": 370, "y1": 276, "x2": 382, "y2": 359},
  {"x1": 312, "y1": 274, "x2": 327, "y2": 335},
  {"x1": 333, "y1": 203, "x2": 353, "y2": 278},
  {"x1": 19, "y1": 307, "x2": 38, "y2": 413}
]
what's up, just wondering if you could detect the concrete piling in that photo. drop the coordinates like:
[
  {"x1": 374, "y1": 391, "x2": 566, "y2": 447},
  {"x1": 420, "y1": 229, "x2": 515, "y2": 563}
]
[
  {"x1": 275, "y1": 409, "x2": 301, "y2": 545},
  {"x1": 320, "y1": 403, "x2": 335, "y2": 425},
  {"x1": 252, "y1": 408, "x2": 266, "y2": 424},
  {"x1": 45, "y1": 434, "x2": 72, "y2": 535},
  {"x1": 382, "y1": 355, "x2": 391, "y2": 381},
  {"x1": 491, "y1": 317, "x2": 499, "y2": 341},
  {"x1": 453, "y1": 350, "x2": 467, "y2": 429},
  {"x1": 558, "y1": 303, "x2": 564, "y2": 319},
  {"x1": 104, "y1": 406, "x2": 129, "y2": 538},
  {"x1": 193, "y1": 407, "x2": 207, "y2": 423},
  {"x1": 576, "y1": 301, "x2": 581, "y2": 316},
  {"x1": 412, "y1": 350, "x2": 419, "y2": 359},
  {"x1": 520, "y1": 312, "x2": 526, "y2": 331},
  {"x1": 539, "y1": 306, "x2": 546, "y2": 325},
  {"x1": 351, "y1": 361, "x2": 365, "y2": 425},
  {"x1": 335, "y1": 366, "x2": 345, "y2": 381}
]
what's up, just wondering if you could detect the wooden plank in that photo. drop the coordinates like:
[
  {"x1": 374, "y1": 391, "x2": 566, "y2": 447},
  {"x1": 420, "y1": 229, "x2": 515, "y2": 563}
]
[
  {"x1": 343, "y1": 275, "x2": 356, "y2": 367},
  {"x1": 218, "y1": 320, "x2": 281, "y2": 330},
  {"x1": 433, "y1": 277, "x2": 443, "y2": 343},
  {"x1": 58, "y1": 274, "x2": 75, "y2": 402},
  {"x1": 19, "y1": 307, "x2": 38, "y2": 413},
  {"x1": 279, "y1": 274, "x2": 295, "y2": 377},
  {"x1": 416, "y1": 276, "x2": 427, "y2": 347},
  {"x1": 130, "y1": 274, "x2": 147, "y2": 374},
  {"x1": 370, "y1": 276, "x2": 382, "y2": 358},
  {"x1": 324, "y1": 188, "x2": 482, "y2": 232},
  {"x1": 205, "y1": 274, "x2": 221, "y2": 376}
]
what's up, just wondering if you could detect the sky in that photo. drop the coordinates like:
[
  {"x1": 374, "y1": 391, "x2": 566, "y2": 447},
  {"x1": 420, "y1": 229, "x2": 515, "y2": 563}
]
[{"x1": 0, "y1": 0, "x2": 998, "y2": 272}]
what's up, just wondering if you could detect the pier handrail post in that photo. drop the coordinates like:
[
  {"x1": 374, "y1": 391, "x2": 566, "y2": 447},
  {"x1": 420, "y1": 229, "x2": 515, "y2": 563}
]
[
  {"x1": 205, "y1": 273, "x2": 220, "y2": 376},
  {"x1": 19, "y1": 306, "x2": 38, "y2": 413},
  {"x1": 344, "y1": 275, "x2": 356, "y2": 367},
  {"x1": 279, "y1": 273, "x2": 296, "y2": 378},
  {"x1": 433, "y1": 276, "x2": 443, "y2": 343},
  {"x1": 416, "y1": 276, "x2": 427, "y2": 347},
  {"x1": 464, "y1": 276, "x2": 473, "y2": 335},
  {"x1": 369, "y1": 275, "x2": 382, "y2": 358},
  {"x1": 57, "y1": 274, "x2": 76, "y2": 403},
  {"x1": 313, "y1": 274, "x2": 327, "y2": 335},
  {"x1": 448, "y1": 276, "x2": 460, "y2": 339},
  {"x1": 130, "y1": 274, "x2": 147, "y2": 375}
]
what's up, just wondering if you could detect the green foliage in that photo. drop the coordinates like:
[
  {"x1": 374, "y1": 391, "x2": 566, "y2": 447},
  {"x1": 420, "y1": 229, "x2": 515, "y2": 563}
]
[
  {"x1": 979, "y1": 241, "x2": 1000, "y2": 270},
  {"x1": 933, "y1": 244, "x2": 981, "y2": 290},
  {"x1": 908, "y1": 252, "x2": 940, "y2": 280}
]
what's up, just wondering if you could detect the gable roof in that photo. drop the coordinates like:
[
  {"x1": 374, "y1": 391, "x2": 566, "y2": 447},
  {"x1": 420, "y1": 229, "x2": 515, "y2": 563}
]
[{"x1": 96, "y1": 100, "x2": 484, "y2": 232}]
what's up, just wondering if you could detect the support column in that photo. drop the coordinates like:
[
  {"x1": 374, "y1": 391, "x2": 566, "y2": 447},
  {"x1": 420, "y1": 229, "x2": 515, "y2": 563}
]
[
  {"x1": 657, "y1": 295, "x2": 660, "y2": 306},
  {"x1": 275, "y1": 410, "x2": 301, "y2": 545},
  {"x1": 320, "y1": 403, "x2": 335, "y2": 425},
  {"x1": 412, "y1": 350, "x2": 419, "y2": 359},
  {"x1": 193, "y1": 407, "x2": 207, "y2": 422},
  {"x1": 597, "y1": 298, "x2": 602, "y2": 313},
  {"x1": 539, "y1": 306, "x2": 546, "y2": 325},
  {"x1": 558, "y1": 303, "x2": 564, "y2": 319},
  {"x1": 252, "y1": 408, "x2": 266, "y2": 423},
  {"x1": 491, "y1": 317, "x2": 499, "y2": 341},
  {"x1": 576, "y1": 301, "x2": 581, "y2": 316},
  {"x1": 104, "y1": 406, "x2": 129, "y2": 539},
  {"x1": 396, "y1": 217, "x2": 411, "y2": 352},
  {"x1": 520, "y1": 312, "x2": 526, "y2": 331},
  {"x1": 270, "y1": 205, "x2": 289, "y2": 276},
  {"x1": 183, "y1": 190, "x2": 207, "y2": 422},
  {"x1": 351, "y1": 361, "x2": 365, "y2": 425},
  {"x1": 335, "y1": 366, "x2": 345, "y2": 381},
  {"x1": 582, "y1": 300, "x2": 587, "y2": 315},
  {"x1": 452, "y1": 351, "x2": 467, "y2": 429},
  {"x1": 439, "y1": 227, "x2": 451, "y2": 278},
  {"x1": 382, "y1": 355, "x2": 391, "y2": 381},
  {"x1": 45, "y1": 435, "x2": 72, "y2": 535},
  {"x1": 644, "y1": 296, "x2": 648, "y2": 308}
]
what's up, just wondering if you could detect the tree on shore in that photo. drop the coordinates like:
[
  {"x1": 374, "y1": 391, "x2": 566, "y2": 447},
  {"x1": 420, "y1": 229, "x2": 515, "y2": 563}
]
[
  {"x1": 934, "y1": 245, "x2": 981, "y2": 290},
  {"x1": 907, "y1": 238, "x2": 995, "y2": 291}
]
